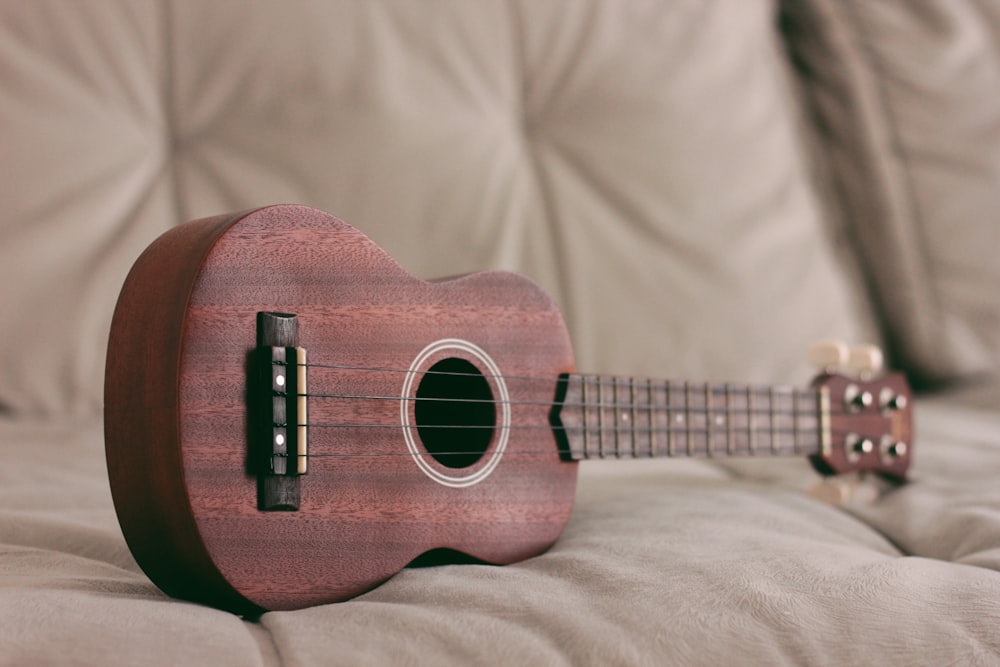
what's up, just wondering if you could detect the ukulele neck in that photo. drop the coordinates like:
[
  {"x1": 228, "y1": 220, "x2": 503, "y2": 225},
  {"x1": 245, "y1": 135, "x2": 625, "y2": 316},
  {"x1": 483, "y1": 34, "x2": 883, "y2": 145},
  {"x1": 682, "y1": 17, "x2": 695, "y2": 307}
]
[{"x1": 554, "y1": 374, "x2": 825, "y2": 461}]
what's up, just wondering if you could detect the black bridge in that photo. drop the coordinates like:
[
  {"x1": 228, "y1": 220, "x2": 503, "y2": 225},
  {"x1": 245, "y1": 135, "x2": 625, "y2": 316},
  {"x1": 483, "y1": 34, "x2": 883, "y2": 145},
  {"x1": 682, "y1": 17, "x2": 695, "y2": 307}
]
[{"x1": 256, "y1": 312, "x2": 308, "y2": 511}]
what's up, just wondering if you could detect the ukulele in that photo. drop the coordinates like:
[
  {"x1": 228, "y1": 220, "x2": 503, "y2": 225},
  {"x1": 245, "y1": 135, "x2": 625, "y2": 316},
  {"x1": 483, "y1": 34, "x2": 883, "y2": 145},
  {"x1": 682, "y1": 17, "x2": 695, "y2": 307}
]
[{"x1": 104, "y1": 204, "x2": 913, "y2": 613}]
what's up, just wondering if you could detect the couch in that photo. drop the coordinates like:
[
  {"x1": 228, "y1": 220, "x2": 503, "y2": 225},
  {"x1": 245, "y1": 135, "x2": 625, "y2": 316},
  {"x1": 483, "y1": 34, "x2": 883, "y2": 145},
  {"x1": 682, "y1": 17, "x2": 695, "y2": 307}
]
[{"x1": 2, "y1": 1, "x2": 999, "y2": 664}]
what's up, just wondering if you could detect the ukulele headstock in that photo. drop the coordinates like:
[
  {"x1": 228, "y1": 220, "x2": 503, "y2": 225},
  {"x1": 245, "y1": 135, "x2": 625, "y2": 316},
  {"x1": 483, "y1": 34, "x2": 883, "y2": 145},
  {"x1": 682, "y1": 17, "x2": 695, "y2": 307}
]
[{"x1": 807, "y1": 341, "x2": 913, "y2": 481}]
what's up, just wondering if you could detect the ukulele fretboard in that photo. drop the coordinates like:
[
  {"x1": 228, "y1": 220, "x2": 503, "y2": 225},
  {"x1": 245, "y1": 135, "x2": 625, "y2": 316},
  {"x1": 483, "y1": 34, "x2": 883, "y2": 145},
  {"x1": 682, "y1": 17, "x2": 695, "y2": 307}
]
[{"x1": 555, "y1": 375, "x2": 824, "y2": 461}]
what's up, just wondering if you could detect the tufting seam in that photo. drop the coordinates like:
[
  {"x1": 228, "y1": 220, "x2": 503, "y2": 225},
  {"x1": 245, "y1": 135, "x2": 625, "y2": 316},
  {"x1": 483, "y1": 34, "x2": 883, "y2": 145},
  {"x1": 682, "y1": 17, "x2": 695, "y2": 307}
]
[
  {"x1": 839, "y1": 0, "x2": 949, "y2": 381},
  {"x1": 160, "y1": 0, "x2": 183, "y2": 229}
]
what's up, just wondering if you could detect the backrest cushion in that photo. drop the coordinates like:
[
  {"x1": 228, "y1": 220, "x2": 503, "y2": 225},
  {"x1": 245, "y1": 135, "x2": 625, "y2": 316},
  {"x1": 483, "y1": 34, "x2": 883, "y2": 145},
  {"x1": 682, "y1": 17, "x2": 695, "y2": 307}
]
[
  {"x1": 0, "y1": 0, "x2": 871, "y2": 416},
  {"x1": 783, "y1": 0, "x2": 1000, "y2": 384}
]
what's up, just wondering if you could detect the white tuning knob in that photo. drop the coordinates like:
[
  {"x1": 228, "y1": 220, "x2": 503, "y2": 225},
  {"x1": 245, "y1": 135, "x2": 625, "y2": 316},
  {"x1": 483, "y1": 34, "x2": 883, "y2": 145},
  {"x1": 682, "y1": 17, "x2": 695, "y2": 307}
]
[
  {"x1": 847, "y1": 344, "x2": 884, "y2": 378},
  {"x1": 806, "y1": 339, "x2": 849, "y2": 373}
]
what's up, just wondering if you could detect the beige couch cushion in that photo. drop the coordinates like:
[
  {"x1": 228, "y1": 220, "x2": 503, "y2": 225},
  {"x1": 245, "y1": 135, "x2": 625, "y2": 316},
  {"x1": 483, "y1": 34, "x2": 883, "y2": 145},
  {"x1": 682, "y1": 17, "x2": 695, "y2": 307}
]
[
  {"x1": 0, "y1": 0, "x2": 870, "y2": 416},
  {"x1": 0, "y1": 2, "x2": 176, "y2": 416},
  {"x1": 783, "y1": 0, "x2": 1000, "y2": 383},
  {"x1": 4, "y1": 385, "x2": 1000, "y2": 664}
]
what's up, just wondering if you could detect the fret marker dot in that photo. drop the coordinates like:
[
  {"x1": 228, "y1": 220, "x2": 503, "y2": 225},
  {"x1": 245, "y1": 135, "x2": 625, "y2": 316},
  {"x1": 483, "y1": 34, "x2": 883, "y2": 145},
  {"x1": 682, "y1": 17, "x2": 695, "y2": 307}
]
[
  {"x1": 276, "y1": 375, "x2": 286, "y2": 387},
  {"x1": 675, "y1": 415, "x2": 684, "y2": 424},
  {"x1": 275, "y1": 434, "x2": 285, "y2": 446},
  {"x1": 621, "y1": 414, "x2": 629, "y2": 423},
  {"x1": 715, "y1": 416, "x2": 725, "y2": 426}
]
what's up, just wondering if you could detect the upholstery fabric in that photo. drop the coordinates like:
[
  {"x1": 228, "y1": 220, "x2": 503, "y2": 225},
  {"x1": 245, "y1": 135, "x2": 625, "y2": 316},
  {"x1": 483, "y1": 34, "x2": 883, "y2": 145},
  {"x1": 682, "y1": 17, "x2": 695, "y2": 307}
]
[
  {"x1": 2, "y1": 385, "x2": 1000, "y2": 665},
  {"x1": 4, "y1": 1, "x2": 1000, "y2": 665},
  {"x1": 783, "y1": 0, "x2": 1000, "y2": 383},
  {"x1": 0, "y1": 0, "x2": 870, "y2": 416}
]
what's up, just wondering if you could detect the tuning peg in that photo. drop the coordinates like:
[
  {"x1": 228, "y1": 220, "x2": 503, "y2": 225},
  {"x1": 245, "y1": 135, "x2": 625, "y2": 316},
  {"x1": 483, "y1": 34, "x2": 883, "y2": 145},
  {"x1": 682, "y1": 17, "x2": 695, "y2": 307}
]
[
  {"x1": 807, "y1": 473, "x2": 880, "y2": 506},
  {"x1": 806, "y1": 339, "x2": 849, "y2": 373},
  {"x1": 879, "y1": 387, "x2": 908, "y2": 412},
  {"x1": 847, "y1": 344, "x2": 884, "y2": 379}
]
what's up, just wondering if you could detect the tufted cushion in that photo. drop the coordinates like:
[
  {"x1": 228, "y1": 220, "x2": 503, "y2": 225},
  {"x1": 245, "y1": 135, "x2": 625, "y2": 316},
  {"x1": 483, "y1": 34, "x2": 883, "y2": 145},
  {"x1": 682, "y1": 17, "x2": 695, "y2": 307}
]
[
  {"x1": 783, "y1": 0, "x2": 1000, "y2": 384},
  {"x1": 0, "y1": 0, "x2": 871, "y2": 416}
]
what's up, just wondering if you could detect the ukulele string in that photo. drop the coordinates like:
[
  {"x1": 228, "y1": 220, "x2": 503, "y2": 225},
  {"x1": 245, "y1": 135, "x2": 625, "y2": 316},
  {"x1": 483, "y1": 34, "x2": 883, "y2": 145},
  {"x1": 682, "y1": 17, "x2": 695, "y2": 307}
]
[
  {"x1": 277, "y1": 429, "x2": 854, "y2": 460},
  {"x1": 284, "y1": 441, "x2": 848, "y2": 460},
  {"x1": 291, "y1": 360, "x2": 825, "y2": 403},
  {"x1": 265, "y1": 424, "x2": 871, "y2": 460},
  {"x1": 288, "y1": 364, "x2": 841, "y2": 416},
  {"x1": 283, "y1": 428, "x2": 836, "y2": 459},
  {"x1": 304, "y1": 422, "x2": 824, "y2": 433},
  {"x1": 267, "y1": 363, "x2": 885, "y2": 443},
  {"x1": 294, "y1": 391, "x2": 862, "y2": 418},
  {"x1": 295, "y1": 444, "x2": 823, "y2": 459},
  {"x1": 297, "y1": 360, "x2": 570, "y2": 384}
]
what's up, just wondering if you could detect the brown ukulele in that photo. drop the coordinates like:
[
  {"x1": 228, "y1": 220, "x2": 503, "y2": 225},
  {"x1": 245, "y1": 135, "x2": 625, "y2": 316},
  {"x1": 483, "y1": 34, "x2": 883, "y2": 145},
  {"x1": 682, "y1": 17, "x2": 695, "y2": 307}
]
[{"x1": 104, "y1": 204, "x2": 913, "y2": 613}]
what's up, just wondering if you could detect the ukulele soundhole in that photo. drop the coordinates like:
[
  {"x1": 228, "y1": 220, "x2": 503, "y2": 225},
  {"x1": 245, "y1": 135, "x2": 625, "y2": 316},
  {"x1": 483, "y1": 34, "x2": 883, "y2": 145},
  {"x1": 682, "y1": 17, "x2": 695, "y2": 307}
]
[
  {"x1": 415, "y1": 358, "x2": 495, "y2": 468},
  {"x1": 401, "y1": 338, "x2": 511, "y2": 487}
]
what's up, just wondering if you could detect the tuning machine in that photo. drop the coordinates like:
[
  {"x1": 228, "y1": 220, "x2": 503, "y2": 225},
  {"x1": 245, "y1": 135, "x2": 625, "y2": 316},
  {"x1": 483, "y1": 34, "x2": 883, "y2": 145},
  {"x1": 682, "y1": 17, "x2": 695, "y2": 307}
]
[
  {"x1": 806, "y1": 339, "x2": 849, "y2": 374},
  {"x1": 844, "y1": 383, "x2": 873, "y2": 413},
  {"x1": 806, "y1": 340, "x2": 887, "y2": 380},
  {"x1": 879, "y1": 386, "x2": 908, "y2": 412},
  {"x1": 808, "y1": 341, "x2": 893, "y2": 413},
  {"x1": 844, "y1": 433, "x2": 874, "y2": 462},
  {"x1": 879, "y1": 435, "x2": 908, "y2": 463},
  {"x1": 808, "y1": 343, "x2": 913, "y2": 480},
  {"x1": 846, "y1": 344, "x2": 884, "y2": 380},
  {"x1": 807, "y1": 472, "x2": 886, "y2": 506}
]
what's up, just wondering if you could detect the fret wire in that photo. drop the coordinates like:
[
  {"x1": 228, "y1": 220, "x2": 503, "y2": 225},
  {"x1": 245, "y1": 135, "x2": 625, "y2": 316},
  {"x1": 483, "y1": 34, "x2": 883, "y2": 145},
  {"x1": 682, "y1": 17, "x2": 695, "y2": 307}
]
[
  {"x1": 684, "y1": 381, "x2": 692, "y2": 458},
  {"x1": 597, "y1": 377, "x2": 605, "y2": 458},
  {"x1": 725, "y1": 383, "x2": 734, "y2": 456},
  {"x1": 629, "y1": 377, "x2": 638, "y2": 458},
  {"x1": 769, "y1": 387, "x2": 777, "y2": 455},
  {"x1": 792, "y1": 387, "x2": 800, "y2": 455},
  {"x1": 611, "y1": 376, "x2": 622, "y2": 459},
  {"x1": 667, "y1": 381, "x2": 675, "y2": 457},
  {"x1": 747, "y1": 385, "x2": 756, "y2": 455},
  {"x1": 684, "y1": 380, "x2": 692, "y2": 458},
  {"x1": 581, "y1": 377, "x2": 590, "y2": 459},
  {"x1": 647, "y1": 378, "x2": 655, "y2": 458},
  {"x1": 705, "y1": 383, "x2": 714, "y2": 458},
  {"x1": 619, "y1": 377, "x2": 626, "y2": 458}
]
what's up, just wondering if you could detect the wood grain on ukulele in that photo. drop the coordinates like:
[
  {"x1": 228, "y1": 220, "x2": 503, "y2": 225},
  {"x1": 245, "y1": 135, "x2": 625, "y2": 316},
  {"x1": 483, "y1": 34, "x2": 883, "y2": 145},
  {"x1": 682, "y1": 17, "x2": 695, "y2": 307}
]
[{"x1": 104, "y1": 205, "x2": 913, "y2": 613}]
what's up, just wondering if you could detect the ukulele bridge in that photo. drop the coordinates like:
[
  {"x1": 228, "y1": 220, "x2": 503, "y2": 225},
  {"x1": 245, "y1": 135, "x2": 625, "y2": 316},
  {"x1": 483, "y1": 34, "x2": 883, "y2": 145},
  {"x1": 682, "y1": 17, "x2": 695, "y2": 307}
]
[{"x1": 256, "y1": 312, "x2": 309, "y2": 511}]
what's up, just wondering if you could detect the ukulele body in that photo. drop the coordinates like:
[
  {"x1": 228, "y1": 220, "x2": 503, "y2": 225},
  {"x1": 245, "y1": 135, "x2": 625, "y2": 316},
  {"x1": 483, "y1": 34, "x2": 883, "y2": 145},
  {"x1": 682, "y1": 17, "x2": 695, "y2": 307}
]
[{"x1": 104, "y1": 204, "x2": 578, "y2": 613}]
